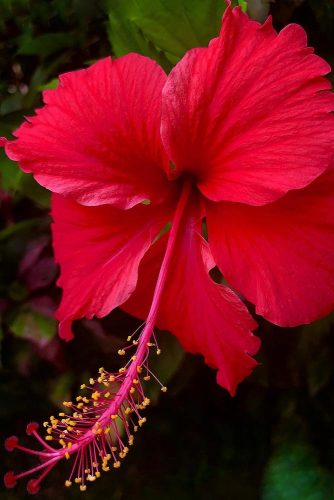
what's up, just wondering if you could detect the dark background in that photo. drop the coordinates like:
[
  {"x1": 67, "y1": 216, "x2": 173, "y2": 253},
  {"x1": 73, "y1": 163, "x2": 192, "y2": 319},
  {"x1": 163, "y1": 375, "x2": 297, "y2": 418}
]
[{"x1": 1, "y1": 1, "x2": 334, "y2": 498}]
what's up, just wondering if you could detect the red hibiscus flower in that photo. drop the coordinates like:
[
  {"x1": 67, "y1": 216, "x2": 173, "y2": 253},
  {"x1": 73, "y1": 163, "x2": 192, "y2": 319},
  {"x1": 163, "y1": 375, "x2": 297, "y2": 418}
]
[{"x1": 3, "y1": 5, "x2": 334, "y2": 494}]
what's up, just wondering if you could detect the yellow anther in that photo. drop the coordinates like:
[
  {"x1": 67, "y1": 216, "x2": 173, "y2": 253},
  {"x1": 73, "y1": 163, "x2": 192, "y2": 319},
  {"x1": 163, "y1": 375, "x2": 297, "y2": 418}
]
[
  {"x1": 98, "y1": 367, "x2": 105, "y2": 373},
  {"x1": 109, "y1": 375, "x2": 115, "y2": 382},
  {"x1": 127, "y1": 335, "x2": 132, "y2": 341},
  {"x1": 137, "y1": 365, "x2": 143, "y2": 374},
  {"x1": 139, "y1": 417, "x2": 147, "y2": 427},
  {"x1": 102, "y1": 466, "x2": 110, "y2": 472},
  {"x1": 111, "y1": 446, "x2": 117, "y2": 452},
  {"x1": 65, "y1": 480, "x2": 72, "y2": 487},
  {"x1": 119, "y1": 367, "x2": 126, "y2": 373},
  {"x1": 58, "y1": 413, "x2": 65, "y2": 417},
  {"x1": 113, "y1": 461, "x2": 121, "y2": 469},
  {"x1": 43, "y1": 421, "x2": 48, "y2": 427},
  {"x1": 87, "y1": 474, "x2": 96, "y2": 482},
  {"x1": 119, "y1": 452, "x2": 126, "y2": 459},
  {"x1": 134, "y1": 425, "x2": 138, "y2": 432},
  {"x1": 157, "y1": 349, "x2": 161, "y2": 355},
  {"x1": 89, "y1": 378, "x2": 95, "y2": 385},
  {"x1": 104, "y1": 392, "x2": 111, "y2": 398},
  {"x1": 83, "y1": 397, "x2": 89, "y2": 403},
  {"x1": 76, "y1": 396, "x2": 82, "y2": 401},
  {"x1": 95, "y1": 471, "x2": 101, "y2": 478},
  {"x1": 104, "y1": 427, "x2": 110, "y2": 434},
  {"x1": 45, "y1": 436, "x2": 53, "y2": 441},
  {"x1": 80, "y1": 384, "x2": 86, "y2": 389},
  {"x1": 67, "y1": 442, "x2": 72, "y2": 448},
  {"x1": 123, "y1": 447, "x2": 129, "y2": 454},
  {"x1": 77, "y1": 402, "x2": 84, "y2": 409},
  {"x1": 74, "y1": 478, "x2": 81, "y2": 484},
  {"x1": 128, "y1": 435, "x2": 134, "y2": 446},
  {"x1": 118, "y1": 349, "x2": 126, "y2": 356},
  {"x1": 92, "y1": 462, "x2": 98, "y2": 467},
  {"x1": 144, "y1": 397, "x2": 151, "y2": 406},
  {"x1": 143, "y1": 375, "x2": 151, "y2": 381},
  {"x1": 47, "y1": 427, "x2": 52, "y2": 435},
  {"x1": 161, "y1": 386, "x2": 167, "y2": 393},
  {"x1": 125, "y1": 407, "x2": 132, "y2": 415},
  {"x1": 130, "y1": 387, "x2": 135, "y2": 394},
  {"x1": 147, "y1": 342, "x2": 153, "y2": 347},
  {"x1": 65, "y1": 452, "x2": 70, "y2": 460},
  {"x1": 92, "y1": 391, "x2": 100, "y2": 401},
  {"x1": 67, "y1": 426, "x2": 73, "y2": 432},
  {"x1": 132, "y1": 340, "x2": 138, "y2": 345},
  {"x1": 80, "y1": 485, "x2": 87, "y2": 492},
  {"x1": 133, "y1": 378, "x2": 139, "y2": 384},
  {"x1": 111, "y1": 414, "x2": 118, "y2": 420}
]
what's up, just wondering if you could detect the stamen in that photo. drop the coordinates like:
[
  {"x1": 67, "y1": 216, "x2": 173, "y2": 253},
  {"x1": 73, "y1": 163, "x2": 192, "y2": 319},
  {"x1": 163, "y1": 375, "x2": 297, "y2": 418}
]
[
  {"x1": 4, "y1": 178, "x2": 192, "y2": 493},
  {"x1": 3, "y1": 330, "x2": 167, "y2": 493}
]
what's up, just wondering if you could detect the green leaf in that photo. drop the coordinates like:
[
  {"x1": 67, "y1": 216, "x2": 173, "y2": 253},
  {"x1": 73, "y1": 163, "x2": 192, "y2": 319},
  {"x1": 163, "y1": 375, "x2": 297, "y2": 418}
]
[
  {"x1": 0, "y1": 150, "x2": 50, "y2": 206},
  {"x1": 262, "y1": 414, "x2": 334, "y2": 500},
  {"x1": 20, "y1": 175, "x2": 51, "y2": 208},
  {"x1": 0, "y1": 218, "x2": 43, "y2": 242},
  {"x1": 0, "y1": 93, "x2": 24, "y2": 116},
  {"x1": 238, "y1": 0, "x2": 247, "y2": 12},
  {"x1": 38, "y1": 78, "x2": 59, "y2": 91},
  {"x1": 0, "y1": 151, "x2": 24, "y2": 192},
  {"x1": 105, "y1": 0, "x2": 240, "y2": 70},
  {"x1": 10, "y1": 309, "x2": 57, "y2": 341},
  {"x1": 17, "y1": 33, "x2": 76, "y2": 58},
  {"x1": 262, "y1": 443, "x2": 334, "y2": 500}
]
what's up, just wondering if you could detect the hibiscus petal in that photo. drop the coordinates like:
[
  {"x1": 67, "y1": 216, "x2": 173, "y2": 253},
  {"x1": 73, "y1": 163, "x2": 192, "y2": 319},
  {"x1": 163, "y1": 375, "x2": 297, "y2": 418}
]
[
  {"x1": 5, "y1": 55, "x2": 170, "y2": 209},
  {"x1": 124, "y1": 195, "x2": 259, "y2": 395},
  {"x1": 52, "y1": 194, "x2": 170, "y2": 340},
  {"x1": 206, "y1": 169, "x2": 334, "y2": 327},
  {"x1": 161, "y1": 6, "x2": 334, "y2": 205}
]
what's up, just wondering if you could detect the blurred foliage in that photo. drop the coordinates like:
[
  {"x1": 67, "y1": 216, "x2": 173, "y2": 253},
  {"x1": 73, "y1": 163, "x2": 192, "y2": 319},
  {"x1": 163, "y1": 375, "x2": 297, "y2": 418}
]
[
  {"x1": 0, "y1": 0, "x2": 334, "y2": 499},
  {"x1": 104, "y1": 0, "x2": 245, "y2": 71}
]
